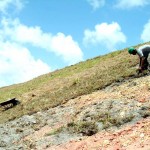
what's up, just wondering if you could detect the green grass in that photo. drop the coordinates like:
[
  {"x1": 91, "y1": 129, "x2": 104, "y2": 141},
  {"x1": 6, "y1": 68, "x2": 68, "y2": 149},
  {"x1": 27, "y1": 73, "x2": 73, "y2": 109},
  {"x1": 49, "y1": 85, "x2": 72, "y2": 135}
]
[
  {"x1": 45, "y1": 121, "x2": 98, "y2": 137},
  {"x1": 67, "y1": 121, "x2": 98, "y2": 136},
  {"x1": 0, "y1": 42, "x2": 149, "y2": 124}
]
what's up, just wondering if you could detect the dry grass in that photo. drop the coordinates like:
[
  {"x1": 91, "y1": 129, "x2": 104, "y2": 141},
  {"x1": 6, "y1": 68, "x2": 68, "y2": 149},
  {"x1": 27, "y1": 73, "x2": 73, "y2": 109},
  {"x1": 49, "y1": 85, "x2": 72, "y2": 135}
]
[{"x1": 0, "y1": 42, "x2": 148, "y2": 124}]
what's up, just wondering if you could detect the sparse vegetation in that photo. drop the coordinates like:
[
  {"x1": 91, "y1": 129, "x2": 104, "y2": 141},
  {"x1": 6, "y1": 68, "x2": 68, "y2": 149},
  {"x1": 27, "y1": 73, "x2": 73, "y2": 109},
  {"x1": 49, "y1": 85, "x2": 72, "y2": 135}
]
[
  {"x1": 92, "y1": 112, "x2": 135, "y2": 128},
  {"x1": 46, "y1": 110, "x2": 135, "y2": 137},
  {"x1": 45, "y1": 121, "x2": 99, "y2": 137},
  {"x1": 67, "y1": 121, "x2": 98, "y2": 136},
  {"x1": 0, "y1": 42, "x2": 149, "y2": 123}
]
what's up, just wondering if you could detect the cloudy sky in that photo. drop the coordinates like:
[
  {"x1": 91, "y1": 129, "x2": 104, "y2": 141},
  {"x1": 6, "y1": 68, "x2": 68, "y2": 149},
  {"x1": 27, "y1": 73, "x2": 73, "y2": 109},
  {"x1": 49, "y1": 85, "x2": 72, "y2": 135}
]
[{"x1": 0, "y1": 0, "x2": 150, "y2": 87}]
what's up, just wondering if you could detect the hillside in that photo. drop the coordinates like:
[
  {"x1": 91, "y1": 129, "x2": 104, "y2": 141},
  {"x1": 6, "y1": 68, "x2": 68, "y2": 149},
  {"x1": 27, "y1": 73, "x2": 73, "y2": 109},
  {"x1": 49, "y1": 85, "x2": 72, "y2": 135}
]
[
  {"x1": 0, "y1": 43, "x2": 140, "y2": 123},
  {"x1": 0, "y1": 42, "x2": 150, "y2": 149}
]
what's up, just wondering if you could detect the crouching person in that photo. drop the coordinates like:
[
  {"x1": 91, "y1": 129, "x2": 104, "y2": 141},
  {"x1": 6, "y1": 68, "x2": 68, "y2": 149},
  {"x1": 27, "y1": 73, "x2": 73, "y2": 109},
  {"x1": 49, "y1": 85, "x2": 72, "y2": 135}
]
[{"x1": 128, "y1": 44, "x2": 150, "y2": 73}]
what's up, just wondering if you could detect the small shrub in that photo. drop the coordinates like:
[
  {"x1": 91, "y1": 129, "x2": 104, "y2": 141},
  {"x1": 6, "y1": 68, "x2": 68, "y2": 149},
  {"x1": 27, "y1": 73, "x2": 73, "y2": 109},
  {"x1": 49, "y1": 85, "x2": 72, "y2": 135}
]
[{"x1": 67, "y1": 121, "x2": 98, "y2": 136}]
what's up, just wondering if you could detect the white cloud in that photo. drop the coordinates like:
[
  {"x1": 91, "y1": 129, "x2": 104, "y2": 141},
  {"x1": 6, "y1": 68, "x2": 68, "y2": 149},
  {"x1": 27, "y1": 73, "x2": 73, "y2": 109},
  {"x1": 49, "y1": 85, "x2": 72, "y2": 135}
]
[
  {"x1": 0, "y1": 0, "x2": 83, "y2": 87},
  {"x1": 0, "y1": 42, "x2": 50, "y2": 87},
  {"x1": 115, "y1": 0, "x2": 150, "y2": 9},
  {"x1": 0, "y1": 18, "x2": 83, "y2": 87},
  {"x1": 51, "y1": 33, "x2": 83, "y2": 65},
  {"x1": 1, "y1": 18, "x2": 83, "y2": 65},
  {"x1": 0, "y1": 1, "x2": 51, "y2": 87},
  {"x1": 83, "y1": 22, "x2": 126, "y2": 50},
  {"x1": 87, "y1": 0, "x2": 105, "y2": 10},
  {"x1": 141, "y1": 19, "x2": 150, "y2": 42},
  {"x1": 0, "y1": 0, "x2": 25, "y2": 14}
]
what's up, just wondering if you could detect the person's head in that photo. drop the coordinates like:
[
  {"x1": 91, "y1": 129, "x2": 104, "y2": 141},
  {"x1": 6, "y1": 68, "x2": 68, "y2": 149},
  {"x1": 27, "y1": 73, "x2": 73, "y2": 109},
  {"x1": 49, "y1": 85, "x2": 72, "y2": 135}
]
[{"x1": 128, "y1": 47, "x2": 137, "y2": 55}]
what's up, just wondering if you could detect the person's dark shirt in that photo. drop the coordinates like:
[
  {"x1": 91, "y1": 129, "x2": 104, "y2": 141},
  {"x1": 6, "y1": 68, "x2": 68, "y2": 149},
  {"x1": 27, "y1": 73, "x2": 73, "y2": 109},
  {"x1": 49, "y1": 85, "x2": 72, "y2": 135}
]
[{"x1": 137, "y1": 45, "x2": 150, "y2": 58}]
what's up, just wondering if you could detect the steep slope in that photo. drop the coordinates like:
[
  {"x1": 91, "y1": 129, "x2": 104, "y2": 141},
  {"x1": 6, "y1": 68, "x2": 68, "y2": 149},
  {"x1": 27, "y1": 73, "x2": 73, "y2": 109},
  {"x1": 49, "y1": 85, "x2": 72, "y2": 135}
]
[
  {"x1": 0, "y1": 71, "x2": 149, "y2": 149},
  {"x1": 0, "y1": 43, "x2": 141, "y2": 123},
  {"x1": 0, "y1": 42, "x2": 150, "y2": 149}
]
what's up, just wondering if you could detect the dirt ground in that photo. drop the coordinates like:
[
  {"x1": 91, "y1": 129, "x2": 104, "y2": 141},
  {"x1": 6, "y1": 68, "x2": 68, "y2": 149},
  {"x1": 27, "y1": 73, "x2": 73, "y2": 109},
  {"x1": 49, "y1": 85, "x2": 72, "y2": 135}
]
[
  {"x1": 0, "y1": 75, "x2": 150, "y2": 150},
  {"x1": 30, "y1": 75, "x2": 150, "y2": 150},
  {"x1": 49, "y1": 118, "x2": 150, "y2": 150}
]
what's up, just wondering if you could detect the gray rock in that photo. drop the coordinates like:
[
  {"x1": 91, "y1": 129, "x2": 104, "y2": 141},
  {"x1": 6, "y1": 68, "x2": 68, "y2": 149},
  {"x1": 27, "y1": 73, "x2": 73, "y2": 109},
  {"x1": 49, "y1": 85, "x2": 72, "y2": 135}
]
[
  {"x1": 75, "y1": 99, "x2": 149, "y2": 130},
  {"x1": 96, "y1": 122, "x2": 104, "y2": 130},
  {"x1": 0, "y1": 97, "x2": 149, "y2": 149}
]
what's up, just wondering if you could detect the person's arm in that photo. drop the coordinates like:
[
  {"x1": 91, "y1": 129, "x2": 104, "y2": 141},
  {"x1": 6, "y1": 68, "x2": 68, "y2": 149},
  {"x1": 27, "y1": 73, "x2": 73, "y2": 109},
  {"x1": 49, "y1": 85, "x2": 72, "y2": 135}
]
[
  {"x1": 136, "y1": 57, "x2": 145, "y2": 74},
  {"x1": 139, "y1": 57, "x2": 145, "y2": 70}
]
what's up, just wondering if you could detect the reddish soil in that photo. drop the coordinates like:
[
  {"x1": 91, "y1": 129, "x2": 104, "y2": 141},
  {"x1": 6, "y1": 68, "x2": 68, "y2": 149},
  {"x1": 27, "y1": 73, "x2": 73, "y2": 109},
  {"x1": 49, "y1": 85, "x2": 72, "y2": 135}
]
[
  {"x1": 49, "y1": 118, "x2": 150, "y2": 150},
  {"x1": 23, "y1": 75, "x2": 150, "y2": 150}
]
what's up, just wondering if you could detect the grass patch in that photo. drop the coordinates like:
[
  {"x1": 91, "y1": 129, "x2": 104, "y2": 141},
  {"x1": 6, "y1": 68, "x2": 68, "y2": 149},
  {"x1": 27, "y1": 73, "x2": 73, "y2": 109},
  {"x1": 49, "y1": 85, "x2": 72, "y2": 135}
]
[
  {"x1": 67, "y1": 121, "x2": 98, "y2": 136},
  {"x1": 93, "y1": 112, "x2": 135, "y2": 128}
]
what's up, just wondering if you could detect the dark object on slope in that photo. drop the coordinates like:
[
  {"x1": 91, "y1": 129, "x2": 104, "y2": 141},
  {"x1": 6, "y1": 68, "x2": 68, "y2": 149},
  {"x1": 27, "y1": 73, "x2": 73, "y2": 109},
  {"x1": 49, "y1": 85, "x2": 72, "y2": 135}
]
[{"x1": 0, "y1": 98, "x2": 20, "y2": 111}]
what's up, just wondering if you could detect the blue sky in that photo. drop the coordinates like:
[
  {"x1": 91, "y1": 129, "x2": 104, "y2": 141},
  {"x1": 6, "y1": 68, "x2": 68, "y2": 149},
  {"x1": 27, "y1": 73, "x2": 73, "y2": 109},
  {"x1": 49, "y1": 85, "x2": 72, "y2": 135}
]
[{"x1": 0, "y1": 0, "x2": 150, "y2": 87}]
